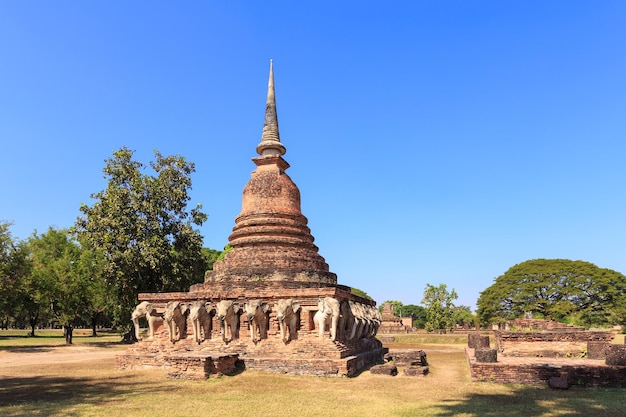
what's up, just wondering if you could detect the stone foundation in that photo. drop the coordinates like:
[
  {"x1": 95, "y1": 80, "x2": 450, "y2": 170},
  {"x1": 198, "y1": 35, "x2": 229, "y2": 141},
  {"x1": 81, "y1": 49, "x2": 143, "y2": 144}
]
[
  {"x1": 466, "y1": 347, "x2": 626, "y2": 388},
  {"x1": 494, "y1": 330, "x2": 613, "y2": 358}
]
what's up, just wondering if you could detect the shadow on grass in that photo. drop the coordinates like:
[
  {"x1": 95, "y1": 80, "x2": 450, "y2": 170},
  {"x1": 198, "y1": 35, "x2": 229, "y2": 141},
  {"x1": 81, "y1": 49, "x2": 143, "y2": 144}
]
[
  {"x1": 428, "y1": 386, "x2": 623, "y2": 417},
  {"x1": 0, "y1": 373, "x2": 164, "y2": 417},
  {"x1": 0, "y1": 341, "x2": 124, "y2": 352}
]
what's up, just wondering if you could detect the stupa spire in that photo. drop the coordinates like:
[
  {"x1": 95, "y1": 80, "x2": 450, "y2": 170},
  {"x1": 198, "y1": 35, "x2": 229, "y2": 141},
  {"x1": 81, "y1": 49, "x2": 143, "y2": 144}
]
[{"x1": 256, "y1": 59, "x2": 286, "y2": 156}]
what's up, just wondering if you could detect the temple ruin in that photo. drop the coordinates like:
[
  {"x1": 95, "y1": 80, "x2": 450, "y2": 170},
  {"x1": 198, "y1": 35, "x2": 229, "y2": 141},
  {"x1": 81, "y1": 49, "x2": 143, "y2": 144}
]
[{"x1": 116, "y1": 61, "x2": 385, "y2": 378}]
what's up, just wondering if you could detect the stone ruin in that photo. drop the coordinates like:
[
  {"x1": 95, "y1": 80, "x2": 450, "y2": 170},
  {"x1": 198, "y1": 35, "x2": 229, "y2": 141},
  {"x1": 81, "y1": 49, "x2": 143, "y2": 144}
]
[
  {"x1": 465, "y1": 320, "x2": 626, "y2": 388},
  {"x1": 377, "y1": 302, "x2": 412, "y2": 335},
  {"x1": 115, "y1": 61, "x2": 385, "y2": 379}
]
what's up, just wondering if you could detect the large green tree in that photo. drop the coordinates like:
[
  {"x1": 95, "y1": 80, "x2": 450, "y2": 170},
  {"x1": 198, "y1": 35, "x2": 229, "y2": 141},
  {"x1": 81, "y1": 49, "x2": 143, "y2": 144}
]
[
  {"x1": 29, "y1": 228, "x2": 99, "y2": 343},
  {"x1": 477, "y1": 259, "x2": 626, "y2": 328},
  {"x1": 75, "y1": 148, "x2": 208, "y2": 336},
  {"x1": 0, "y1": 222, "x2": 32, "y2": 330},
  {"x1": 422, "y1": 283, "x2": 458, "y2": 333}
]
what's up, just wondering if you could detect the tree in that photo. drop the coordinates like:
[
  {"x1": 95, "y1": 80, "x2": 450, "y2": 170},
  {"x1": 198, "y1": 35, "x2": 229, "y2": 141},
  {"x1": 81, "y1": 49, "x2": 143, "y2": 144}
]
[
  {"x1": 452, "y1": 305, "x2": 475, "y2": 328},
  {"x1": 75, "y1": 148, "x2": 208, "y2": 337},
  {"x1": 402, "y1": 304, "x2": 428, "y2": 329},
  {"x1": 422, "y1": 283, "x2": 458, "y2": 333},
  {"x1": 477, "y1": 259, "x2": 626, "y2": 328},
  {"x1": 29, "y1": 228, "x2": 102, "y2": 344},
  {"x1": 0, "y1": 222, "x2": 31, "y2": 329}
]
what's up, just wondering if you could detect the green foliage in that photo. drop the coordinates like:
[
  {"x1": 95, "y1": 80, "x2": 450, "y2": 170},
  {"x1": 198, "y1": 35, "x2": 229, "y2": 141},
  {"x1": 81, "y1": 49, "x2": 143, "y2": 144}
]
[
  {"x1": 0, "y1": 221, "x2": 33, "y2": 330},
  {"x1": 27, "y1": 228, "x2": 111, "y2": 342},
  {"x1": 350, "y1": 287, "x2": 373, "y2": 300},
  {"x1": 201, "y1": 247, "x2": 222, "y2": 270},
  {"x1": 477, "y1": 258, "x2": 626, "y2": 328},
  {"x1": 75, "y1": 148, "x2": 208, "y2": 330},
  {"x1": 452, "y1": 305, "x2": 475, "y2": 327},
  {"x1": 216, "y1": 244, "x2": 233, "y2": 262},
  {"x1": 422, "y1": 283, "x2": 458, "y2": 333}
]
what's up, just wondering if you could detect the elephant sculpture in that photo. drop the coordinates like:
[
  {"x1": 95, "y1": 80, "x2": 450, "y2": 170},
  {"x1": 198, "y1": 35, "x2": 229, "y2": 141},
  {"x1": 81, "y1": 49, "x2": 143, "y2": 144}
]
[
  {"x1": 275, "y1": 299, "x2": 301, "y2": 343},
  {"x1": 216, "y1": 300, "x2": 241, "y2": 342},
  {"x1": 348, "y1": 301, "x2": 366, "y2": 340},
  {"x1": 243, "y1": 300, "x2": 270, "y2": 342},
  {"x1": 189, "y1": 300, "x2": 214, "y2": 344},
  {"x1": 131, "y1": 301, "x2": 162, "y2": 341},
  {"x1": 164, "y1": 301, "x2": 190, "y2": 343},
  {"x1": 371, "y1": 308, "x2": 382, "y2": 336},
  {"x1": 314, "y1": 297, "x2": 340, "y2": 340},
  {"x1": 339, "y1": 300, "x2": 355, "y2": 341}
]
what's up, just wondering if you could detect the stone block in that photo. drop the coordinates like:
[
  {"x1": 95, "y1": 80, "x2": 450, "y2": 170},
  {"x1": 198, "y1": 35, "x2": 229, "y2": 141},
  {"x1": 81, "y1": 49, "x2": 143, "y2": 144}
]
[
  {"x1": 404, "y1": 366, "x2": 429, "y2": 377},
  {"x1": 587, "y1": 341, "x2": 609, "y2": 360},
  {"x1": 370, "y1": 364, "x2": 398, "y2": 376},
  {"x1": 548, "y1": 375, "x2": 569, "y2": 389},
  {"x1": 605, "y1": 345, "x2": 626, "y2": 366},
  {"x1": 468, "y1": 333, "x2": 490, "y2": 349},
  {"x1": 475, "y1": 348, "x2": 497, "y2": 363},
  {"x1": 386, "y1": 349, "x2": 427, "y2": 366}
]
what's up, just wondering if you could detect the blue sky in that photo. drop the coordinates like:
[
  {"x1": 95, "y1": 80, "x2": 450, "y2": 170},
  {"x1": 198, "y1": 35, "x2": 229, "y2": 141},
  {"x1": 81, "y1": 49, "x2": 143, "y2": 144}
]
[{"x1": 1, "y1": 2, "x2": 625, "y2": 310}]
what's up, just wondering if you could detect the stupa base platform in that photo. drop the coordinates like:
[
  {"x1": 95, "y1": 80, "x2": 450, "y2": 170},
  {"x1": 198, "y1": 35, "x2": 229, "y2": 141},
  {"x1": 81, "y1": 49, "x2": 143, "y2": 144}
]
[{"x1": 115, "y1": 329, "x2": 386, "y2": 379}]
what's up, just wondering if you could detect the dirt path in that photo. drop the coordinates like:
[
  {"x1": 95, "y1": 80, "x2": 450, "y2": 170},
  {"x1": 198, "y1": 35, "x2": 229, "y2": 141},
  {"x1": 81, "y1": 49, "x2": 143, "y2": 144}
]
[{"x1": 0, "y1": 345, "x2": 123, "y2": 368}]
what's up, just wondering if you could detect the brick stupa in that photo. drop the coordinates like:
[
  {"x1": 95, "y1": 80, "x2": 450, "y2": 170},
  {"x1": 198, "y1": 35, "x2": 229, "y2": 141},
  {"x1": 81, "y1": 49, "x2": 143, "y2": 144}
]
[
  {"x1": 202, "y1": 60, "x2": 336, "y2": 290},
  {"x1": 116, "y1": 61, "x2": 384, "y2": 378}
]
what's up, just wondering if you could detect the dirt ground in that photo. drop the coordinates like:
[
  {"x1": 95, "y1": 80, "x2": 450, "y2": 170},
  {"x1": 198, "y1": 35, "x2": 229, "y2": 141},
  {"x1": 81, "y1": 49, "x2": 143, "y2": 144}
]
[{"x1": 0, "y1": 345, "x2": 123, "y2": 368}]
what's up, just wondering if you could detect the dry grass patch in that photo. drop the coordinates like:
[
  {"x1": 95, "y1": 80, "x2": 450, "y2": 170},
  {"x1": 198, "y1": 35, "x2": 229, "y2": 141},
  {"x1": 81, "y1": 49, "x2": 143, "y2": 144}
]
[{"x1": 0, "y1": 340, "x2": 624, "y2": 417}]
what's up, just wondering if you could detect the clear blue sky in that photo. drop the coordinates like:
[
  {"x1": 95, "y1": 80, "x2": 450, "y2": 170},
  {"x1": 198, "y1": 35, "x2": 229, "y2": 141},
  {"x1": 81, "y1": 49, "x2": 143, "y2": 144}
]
[{"x1": 1, "y1": 2, "x2": 625, "y2": 310}]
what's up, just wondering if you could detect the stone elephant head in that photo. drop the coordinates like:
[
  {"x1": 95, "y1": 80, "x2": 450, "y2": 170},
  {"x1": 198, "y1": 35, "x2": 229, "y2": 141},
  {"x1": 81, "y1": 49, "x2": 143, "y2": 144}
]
[
  {"x1": 189, "y1": 300, "x2": 214, "y2": 344},
  {"x1": 314, "y1": 297, "x2": 340, "y2": 341},
  {"x1": 275, "y1": 299, "x2": 301, "y2": 343},
  {"x1": 131, "y1": 301, "x2": 162, "y2": 341},
  {"x1": 164, "y1": 301, "x2": 190, "y2": 343},
  {"x1": 216, "y1": 300, "x2": 241, "y2": 342},
  {"x1": 339, "y1": 300, "x2": 355, "y2": 341},
  {"x1": 348, "y1": 301, "x2": 366, "y2": 340},
  {"x1": 243, "y1": 300, "x2": 270, "y2": 342}
]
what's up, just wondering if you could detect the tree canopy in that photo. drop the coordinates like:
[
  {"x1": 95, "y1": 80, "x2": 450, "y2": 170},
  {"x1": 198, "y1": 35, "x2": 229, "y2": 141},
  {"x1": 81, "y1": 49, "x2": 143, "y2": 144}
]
[
  {"x1": 75, "y1": 148, "x2": 208, "y2": 333},
  {"x1": 421, "y1": 283, "x2": 458, "y2": 333},
  {"x1": 477, "y1": 258, "x2": 626, "y2": 328}
]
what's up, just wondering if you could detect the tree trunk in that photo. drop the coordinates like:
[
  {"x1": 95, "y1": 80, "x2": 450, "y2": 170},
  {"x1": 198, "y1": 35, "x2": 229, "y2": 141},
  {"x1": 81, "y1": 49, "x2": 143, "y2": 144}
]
[
  {"x1": 28, "y1": 317, "x2": 37, "y2": 337},
  {"x1": 91, "y1": 315, "x2": 98, "y2": 337},
  {"x1": 64, "y1": 325, "x2": 73, "y2": 345}
]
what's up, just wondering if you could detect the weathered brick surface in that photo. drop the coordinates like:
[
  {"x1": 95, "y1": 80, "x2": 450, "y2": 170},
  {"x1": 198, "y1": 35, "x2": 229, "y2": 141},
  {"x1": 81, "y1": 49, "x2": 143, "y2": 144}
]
[
  {"x1": 587, "y1": 341, "x2": 610, "y2": 360},
  {"x1": 466, "y1": 347, "x2": 626, "y2": 387},
  {"x1": 475, "y1": 348, "x2": 497, "y2": 363},
  {"x1": 494, "y1": 330, "x2": 613, "y2": 357},
  {"x1": 605, "y1": 345, "x2": 626, "y2": 366},
  {"x1": 467, "y1": 333, "x2": 490, "y2": 349},
  {"x1": 385, "y1": 349, "x2": 428, "y2": 366},
  {"x1": 370, "y1": 364, "x2": 398, "y2": 376},
  {"x1": 404, "y1": 366, "x2": 429, "y2": 377}
]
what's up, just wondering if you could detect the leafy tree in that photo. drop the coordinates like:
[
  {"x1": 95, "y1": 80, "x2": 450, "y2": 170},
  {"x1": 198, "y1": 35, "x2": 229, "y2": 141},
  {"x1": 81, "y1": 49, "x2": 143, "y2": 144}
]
[
  {"x1": 29, "y1": 228, "x2": 104, "y2": 343},
  {"x1": 453, "y1": 305, "x2": 475, "y2": 328},
  {"x1": 402, "y1": 304, "x2": 428, "y2": 329},
  {"x1": 422, "y1": 283, "x2": 458, "y2": 333},
  {"x1": 75, "y1": 148, "x2": 208, "y2": 338},
  {"x1": 0, "y1": 222, "x2": 31, "y2": 329},
  {"x1": 477, "y1": 259, "x2": 626, "y2": 328}
]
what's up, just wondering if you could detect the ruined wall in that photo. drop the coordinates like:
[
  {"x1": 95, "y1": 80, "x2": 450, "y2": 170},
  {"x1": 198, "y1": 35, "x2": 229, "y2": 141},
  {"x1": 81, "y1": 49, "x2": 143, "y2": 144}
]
[
  {"x1": 494, "y1": 330, "x2": 614, "y2": 357},
  {"x1": 466, "y1": 348, "x2": 626, "y2": 387}
]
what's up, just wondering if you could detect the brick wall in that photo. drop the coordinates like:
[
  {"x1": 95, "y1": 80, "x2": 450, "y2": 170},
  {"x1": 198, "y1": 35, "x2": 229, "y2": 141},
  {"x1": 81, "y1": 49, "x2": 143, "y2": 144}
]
[{"x1": 466, "y1": 348, "x2": 626, "y2": 387}]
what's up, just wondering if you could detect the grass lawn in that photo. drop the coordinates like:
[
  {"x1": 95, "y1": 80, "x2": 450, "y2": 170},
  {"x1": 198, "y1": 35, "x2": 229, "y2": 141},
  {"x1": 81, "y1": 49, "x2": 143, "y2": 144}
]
[
  {"x1": 0, "y1": 329, "x2": 121, "y2": 349},
  {"x1": 0, "y1": 331, "x2": 623, "y2": 417}
]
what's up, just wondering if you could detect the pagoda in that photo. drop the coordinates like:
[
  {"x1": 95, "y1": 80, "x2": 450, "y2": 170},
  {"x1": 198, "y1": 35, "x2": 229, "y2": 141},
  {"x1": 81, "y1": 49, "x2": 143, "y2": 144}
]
[{"x1": 116, "y1": 61, "x2": 384, "y2": 378}]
